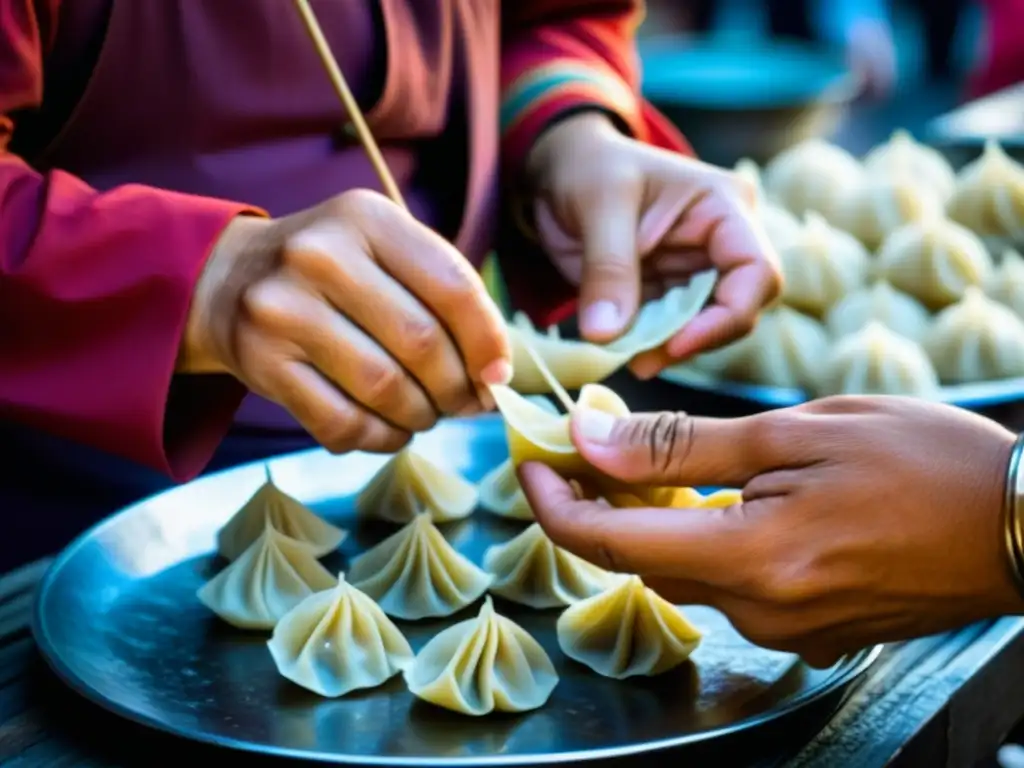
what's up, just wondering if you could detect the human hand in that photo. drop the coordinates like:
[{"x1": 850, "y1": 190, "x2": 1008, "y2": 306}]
[
  {"x1": 523, "y1": 112, "x2": 781, "y2": 378},
  {"x1": 178, "y1": 190, "x2": 512, "y2": 453},
  {"x1": 846, "y1": 19, "x2": 898, "y2": 100},
  {"x1": 519, "y1": 396, "x2": 1023, "y2": 667}
]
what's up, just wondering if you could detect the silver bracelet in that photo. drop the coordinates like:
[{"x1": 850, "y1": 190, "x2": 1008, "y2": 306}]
[{"x1": 1003, "y1": 432, "x2": 1024, "y2": 596}]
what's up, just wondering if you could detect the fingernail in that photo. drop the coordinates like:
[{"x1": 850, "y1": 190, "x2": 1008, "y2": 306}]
[
  {"x1": 575, "y1": 406, "x2": 616, "y2": 444},
  {"x1": 582, "y1": 301, "x2": 622, "y2": 336},
  {"x1": 481, "y1": 358, "x2": 513, "y2": 386},
  {"x1": 630, "y1": 360, "x2": 659, "y2": 381}
]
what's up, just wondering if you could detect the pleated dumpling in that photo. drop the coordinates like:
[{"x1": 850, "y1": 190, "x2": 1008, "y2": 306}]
[
  {"x1": 863, "y1": 129, "x2": 956, "y2": 202},
  {"x1": 404, "y1": 596, "x2": 558, "y2": 715},
  {"x1": 197, "y1": 524, "x2": 336, "y2": 629},
  {"x1": 557, "y1": 575, "x2": 702, "y2": 679},
  {"x1": 876, "y1": 217, "x2": 993, "y2": 310},
  {"x1": 825, "y1": 280, "x2": 932, "y2": 343},
  {"x1": 356, "y1": 448, "x2": 478, "y2": 524},
  {"x1": 815, "y1": 322, "x2": 940, "y2": 397},
  {"x1": 217, "y1": 475, "x2": 345, "y2": 561},
  {"x1": 779, "y1": 212, "x2": 871, "y2": 318},
  {"x1": 268, "y1": 573, "x2": 414, "y2": 697},
  {"x1": 947, "y1": 140, "x2": 1024, "y2": 250},
  {"x1": 483, "y1": 524, "x2": 620, "y2": 609},
  {"x1": 986, "y1": 249, "x2": 1024, "y2": 317},
  {"x1": 924, "y1": 287, "x2": 1024, "y2": 383},
  {"x1": 763, "y1": 138, "x2": 866, "y2": 220},
  {"x1": 832, "y1": 174, "x2": 946, "y2": 251},
  {"x1": 733, "y1": 156, "x2": 802, "y2": 250},
  {"x1": 347, "y1": 514, "x2": 492, "y2": 620}
]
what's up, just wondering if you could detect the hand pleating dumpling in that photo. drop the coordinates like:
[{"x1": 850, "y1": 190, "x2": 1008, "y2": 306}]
[
  {"x1": 267, "y1": 573, "x2": 414, "y2": 697},
  {"x1": 508, "y1": 271, "x2": 716, "y2": 393},
  {"x1": 347, "y1": 514, "x2": 492, "y2": 620},
  {"x1": 986, "y1": 249, "x2": 1024, "y2": 318},
  {"x1": 876, "y1": 217, "x2": 993, "y2": 310},
  {"x1": 557, "y1": 575, "x2": 702, "y2": 679},
  {"x1": 825, "y1": 280, "x2": 932, "y2": 343},
  {"x1": 947, "y1": 140, "x2": 1024, "y2": 250},
  {"x1": 483, "y1": 524, "x2": 620, "y2": 609},
  {"x1": 404, "y1": 596, "x2": 558, "y2": 715},
  {"x1": 863, "y1": 129, "x2": 956, "y2": 202},
  {"x1": 815, "y1": 322, "x2": 940, "y2": 397},
  {"x1": 924, "y1": 287, "x2": 1024, "y2": 383},
  {"x1": 832, "y1": 174, "x2": 945, "y2": 250},
  {"x1": 356, "y1": 448, "x2": 478, "y2": 524},
  {"x1": 763, "y1": 138, "x2": 865, "y2": 220},
  {"x1": 217, "y1": 477, "x2": 345, "y2": 561},
  {"x1": 197, "y1": 524, "x2": 336, "y2": 629},
  {"x1": 779, "y1": 213, "x2": 871, "y2": 318}
]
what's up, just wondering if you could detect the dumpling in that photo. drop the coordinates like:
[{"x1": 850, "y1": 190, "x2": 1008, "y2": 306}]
[
  {"x1": 947, "y1": 140, "x2": 1024, "y2": 250},
  {"x1": 986, "y1": 249, "x2": 1024, "y2": 317},
  {"x1": 356, "y1": 448, "x2": 478, "y2": 524},
  {"x1": 508, "y1": 270, "x2": 717, "y2": 393},
  {"x1": 732, "y1": 157, "x2": 802, "y2": 251},
  {"x1": 924, "y1": 287, "x2": 1024, "y2": 383},
  {"x1": 483, "y1": 523, "x2": 620, "y2": 609},
  {"x1": 557, "y1": 575, "x2": 702, "y2": 679},
  {"x1": 832, "y1": 174, "x2": 946, "y2": 251},
  {"x1": 267, "y1": 573, "x2": 414, "y2": 697},
  {"x1": 779, "y1": 213, "x2": 871, "y2": 318},
  {"x1": 763, "y1": 138, "x2": 866, "y2": 220},
  {"x1": 734, "y1": 157, "x2": 765, "y2": 200},
  {"x1": 671, "y1": 488, "x2": 743, "y2": 508},
  {"x1": 347, "y1": 514, "x2": 492, "y2": 620},
  {"x1": 815, "y1": 321, "x2": 940, "y2": 397},
  {"x1": 863, "y1": 129, "x2": 956, "y2": 202},
  {"x1": 825, "y1": 280, "x2": 932, "y2": 343},
  {"x1": 876, "y1": 217, "x2": 993, "y2": 310},
  {"x1": 404, "y1": 596, "x2": 558, "y2": 715},
  {"x1": 197, "y1": 524, "x2": 337, "y2": 630},
  {"x1": 216, "y1": 475, "x2": 345, "y2": 561}
]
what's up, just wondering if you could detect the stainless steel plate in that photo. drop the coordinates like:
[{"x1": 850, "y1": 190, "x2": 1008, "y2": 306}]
[{"x1": 34, "y1": 415, "x2": 879, "y2": 765}]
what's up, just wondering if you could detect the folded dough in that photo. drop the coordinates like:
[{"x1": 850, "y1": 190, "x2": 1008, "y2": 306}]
[
  {"x1": 347, "y1": 514, "x2": 492, "y2": 620},
  {"x1": 986, "y1": 249, "x2": 1024, "y2": 318},
  {"x1": 404, "y1": 596, "x2": 558, "y2": 715},
  {"x1": 816, "y1": 321, "x2": 940, "y2": 397},
  {"x1": 763, "y1": 138, "x2": 866, "y2": 220},
  {"x1": 924, "y1": 287, "x2": 1024, "y2": 383},
  {"x1": 825, "y1": 280, "x2": 933, "y2": 344},
  {"x1": 832, "y1": 174, "x2": 945, "y2": 251},
  {"x1": 268, "y1": 573, "x2": 414, "y2": 697},
  {"x1": 557, "y1": 575, "x2": 702, "y2": 679},
  {"x1": 863, "y1": 129, "x2": 956, "y2": 203},
  {"x1": 356, "y1": 448, "x2": 478, "y2": 524},
  {"x1": 197, "y1": 523, "x2": 337, "y2": 630},
  {"x1": 947, "y1": 140, "x2": 1024, "y2": 250}
]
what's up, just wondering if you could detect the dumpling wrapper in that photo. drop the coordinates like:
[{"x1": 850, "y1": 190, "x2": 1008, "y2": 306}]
[
  {"x1": 763, "y1": 138, "x2": 866, "y2": 220},
  {"x1": 356, "y1": 448, "x2": 478, "y2": 524},
  {"x1": 947, "y1": 139, "x2": 1024, "y2": 249},
  {"x1": 924, "y1": 287, "x2": 1024, "y2": 383},
  {"x1": 347, "y1": 514, "x2": 492, "y2": 620},
  {"x1": 404, "y1": 596, "x2": 558, "y2": 715},
  {"x1": 483, "y1": 523, "x2": 621, "y2": 609},
  {"x1": 197, "y1": 524, "x2": 337, "y2": 630},
  {"x1": 557, "y1": 574, "x2": 702, "y2": 679},
  {"x1": 986, "y1": 249, "x2": 1024, "y2": 318},
  {"x1": 863, "y1": 129, "x2": 957, "y2": 202},
  {"x1": 267, "y1": 573, "x2": 414, "y2": 698},
  {"x1": 831, "y1": 173, "x2": 945, "y2": 251},
  {"x1": 508, "y1": 270, "x2": 717, "y2": 393},
  {"x1": 825, "y1": 280, "x2": 932, "y2": 344},
  {"x1": 815, "y1": 321, "x2": 940, "y2": 397}
]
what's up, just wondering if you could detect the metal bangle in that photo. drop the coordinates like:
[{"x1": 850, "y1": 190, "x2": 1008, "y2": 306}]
[{"x1": 1003, "y1": 432, "x2": 1024, "y2": 597}]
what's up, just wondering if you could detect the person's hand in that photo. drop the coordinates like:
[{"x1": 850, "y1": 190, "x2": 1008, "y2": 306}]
[
  {"x1": 845, "y1": 19, "x2": 898, "y2": 100},
  {"x1": 523, "y1": 112, "x2": 781, "y2": 378},
  {"x1": 178, "y1": 189, "x2": 512, "y2": 454},
  {"x1": 518, "y1": 396, "x2": 1023, "y2": 667}
]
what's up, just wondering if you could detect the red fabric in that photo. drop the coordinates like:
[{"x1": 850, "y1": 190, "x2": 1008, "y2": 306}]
[{"x1": 969, "y1": 0, "x2": 1024, "y2": 99}]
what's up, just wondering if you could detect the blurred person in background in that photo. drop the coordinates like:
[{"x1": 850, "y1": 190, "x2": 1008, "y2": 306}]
[{"x1": 970, "y1": 0, "x2": 1024, "y2": 98}]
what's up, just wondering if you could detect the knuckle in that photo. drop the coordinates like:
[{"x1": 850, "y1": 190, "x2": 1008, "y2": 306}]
[
  {"x1": 358, "y1": 360, "x2": 407, "y2": 409},
  {"x1": 281, "y1": 234, "x2": 336, "y2": 275},
  {"x1": 398, "y1": 316, "x2": 443, "y2": 362},
  {"x1": 331, "y1": 188, "x2": 391, "y2": 219},
  {"x1": 585, "y1": 258, "x2": 635, "y2": 285},
  {"x1": 313, "y1": 412, "x2": 362, "y2": 454},
  {"x1": 618, "y1": 412, "x2": 693, "y2": 478},
  {"x1": 240, "y1": 281, "x2": 292, "y2": 331}
]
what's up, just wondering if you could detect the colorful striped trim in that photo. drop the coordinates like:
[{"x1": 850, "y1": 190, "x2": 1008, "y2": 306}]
[{"x1": 500, "y1": 61, "x2": 638, "y2": 136}]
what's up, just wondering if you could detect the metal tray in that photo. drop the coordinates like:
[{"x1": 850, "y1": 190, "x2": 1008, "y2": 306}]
[{"x1": 34, "y1": 415, "x2": 880, "y2": 765}]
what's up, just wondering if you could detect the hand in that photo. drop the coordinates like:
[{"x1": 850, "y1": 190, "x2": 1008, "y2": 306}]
[
  {"x1": 178, "y1": 189, "x2": 512, "y2": 454},
  {"x1": 524, "y1": 112, "x2": 781, "y2": 378},
  {"x1": 846, "y1": 20, "x2": 898, "y2": 100},
  {"x1": 519, "y1": 396, "x2": 1023, "y2": 667}
]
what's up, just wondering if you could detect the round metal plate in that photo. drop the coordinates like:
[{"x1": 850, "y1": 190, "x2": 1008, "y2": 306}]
[{"x1": 34, "y1": 415, "x2": 880, "y2": 765}]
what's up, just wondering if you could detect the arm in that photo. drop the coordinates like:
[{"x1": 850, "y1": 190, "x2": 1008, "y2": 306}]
[
  {"x1": 0, "y1": 0, "x2": 262, "y2": 481},
  {"x1": 498, "y1": 0, "x2": 693, "y2": 327}
]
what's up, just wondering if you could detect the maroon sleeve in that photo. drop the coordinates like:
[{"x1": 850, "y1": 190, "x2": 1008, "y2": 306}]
[{"x1": 0, "y1": 0, "x2": 263, "y2": 481}]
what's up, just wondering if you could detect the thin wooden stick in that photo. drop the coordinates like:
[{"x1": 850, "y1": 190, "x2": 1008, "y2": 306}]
[{"x1": 292, "y1": 0, "x2": 408, "y2": 211}]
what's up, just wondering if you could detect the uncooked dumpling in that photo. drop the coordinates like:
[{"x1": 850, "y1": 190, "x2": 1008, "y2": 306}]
[
  {"x1": 267, "y1": 573, "x2": 414, "y2": 697},
  {"x1": 508, "y1": 270, "x2": 717, "y2": 393},
  {"x1": 557, "y1": 575, "x2": 702, "y2": 679},
  {"x1": 404, "y1": 596, "x2": 558, "y2": 715},
  {"x1": 356, "y1": 448, "x2": 478, "y2": 524},
  {"x1": 947, "y1": 140, "x2": 1024, "y2": 250},
  {"x1": 924, "y1": 287, "x2": 1024, "y2": 383},
  {"x1": 825, "y1": 280, "x2": 932, "y2": 343},
  {"x1": 197, "y1": 524, "x2": 336, "y2": 630},
  {"x1": 733, "y1": 158, "x2": 802, "y2": 251},
  {"x1": 863, "y1": 129, "x2": 956, "y2": 202},
  {"x1": 815, "y1": 322, "x2": 940, "y2": 397},
  {"x1": 832, "y1": 174, "x2": 945, "y2": 250},
  {"x1": 347, "y1": 514, "x2": 492, "y2": 620},
  {"x1": 986, "y1": 249, "x2": 1024, "y2": 317},
  {"x1": 763, "y1": 138, "x2": 866, "y2": 220},
  {"x1": 779, "y1": 212, "x2": 871, "y2": 318},
  {"x1": 669, "y1": 488, "x2": 743, "y2": 508},
  {"x1": 876, "y1": 217, "x2": 993, "y2": 310},
  {"x1": 483, "y1": 523, "x2": 620, "y2": 609}
]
